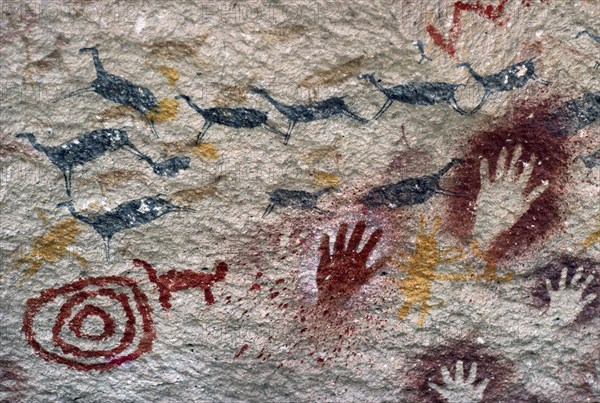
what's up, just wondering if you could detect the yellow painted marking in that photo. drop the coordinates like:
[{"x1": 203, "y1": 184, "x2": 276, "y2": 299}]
[
  {"x1": 155, "y1": 65, "x2": 180, "y2": 85},
  {"x1": 146, "y1": 98, "x2": 179, "y2": 123},
  {"x1": 193, "y1": 143, "x2": 219, "y2": 160},
  {"x1": 15, "y1": 212, "x2": 88, "y2": 282},
  {"x1": 389, "y1": 216, "x2": 477, "y2": 327},
  {"x1": 582, "y1": 227, "x2": 600, "y2": 250},
  {"x1": 313, "y1": 172, "x2": 339, "y2": 187}
]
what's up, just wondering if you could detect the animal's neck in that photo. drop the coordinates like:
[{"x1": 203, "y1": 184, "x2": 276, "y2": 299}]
[
  {"x1": 260, "y1": 91, "x2": 287, "y2": 109},
  {"x1": 463, "y1": 64, "x2": 483, "y2": 81},
  {"x1": 64, "y1": 202, "x2": 91, "y2": 224},
  {"x1": 24, "y1": 135, "x2": 47, "y2": 154},
  {"x1": 368, "y1": 76, "x2": 385, "y2": 92},
  {"x1": 185, "y1": 99, "x2": 205, "y2": 116},
  {"x1": 433, "y1": 160, "x2": 458, "y2": 179}
]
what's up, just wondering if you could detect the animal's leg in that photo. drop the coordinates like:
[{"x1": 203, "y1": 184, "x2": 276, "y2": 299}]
[
  {"x1": 262, "y1": 203, "x2": 275, "y2": 218},
  {"x1": 125, "y1": 143, "x2": 153, "y2": 165},
  {"x1": 196, "y1": 121, "x2": 213, "y2": 144},
  {"x1": 63, "y1": 169, "x2": 72, "y2": 197},
  {"x1": 397, "y1": 301, "x2": 412, "y2": 321},
  {"x1": 203, "y1": 288, "x2": 216, "y2": 305},
  {"x1": 262, "y1": 122, "x2": 285, "y2": 137},
  {"x1": 594, "y1": 60, "x2": 599, "y2": 70},
  {"x1": 145, "y1": 116, "x2": 160, "y2": 139},
  {"x1": 449, "y1": 97, "x2": 467, "y2": 115},
  {"x1": 55, "y1": 87, "x2": 95, "y2": 102},
  {"x1": 469, "y1": 91, "x2": 489, "y2": 114},
  {"x1": 373, "y1": 98, "x2": 394, "y2": 120},
  {"x1": 342, "y1": 108, "x2": 368, "y2": 124},
  {"x1": 284, "y1": 121, "x2": 296, "y2": 145},
  {"x1": 22, "y1": 259, "x2": 43, "y2": 282},
  {"x1": 70, "y1": 251, "x2": 89, "y2": 269},
  {"x1": 533, "y1": 73, "x2": 552, "y2": 85}
]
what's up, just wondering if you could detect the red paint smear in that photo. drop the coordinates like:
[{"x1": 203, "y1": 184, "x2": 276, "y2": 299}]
[
  {"x1": 133, "y1": 259, "x2": 228, "y2": 309},
  {"x1": 255, "y1": 272, "x2": 264, "y2": 278},
  {"x1": 22, "y1": 276, "x2": 155, "y2": 372},
  {"x1": 275, "y1": 279, "x2": 285, "y2": 285},
  {"x1": 250, "y1": 283, "x2": 261, "y2": 291},
  {"x1": 426, "y1": 0, "x2": 512, "y2": 58},
  {"x1": 445, "y1": 96, "x2": 570, "y2": 262},
  {"x1": 270, "y1": 292, "x2": 280, "y2": 299},
  {"x1": 234, "y1": 344, "x2": 249, "y2": 359}
]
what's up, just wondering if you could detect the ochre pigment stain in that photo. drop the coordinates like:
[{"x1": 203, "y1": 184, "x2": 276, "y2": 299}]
[
  {"x1": 146, "y1": 98, "x2": 179, "y2": 123},
  {"x1": 16, "y1": 212, "x2": 87, "y2": 281},
  {"x1": 192, "y1": 143, "x2": 219, "y2": 160},
  {"x1": 154, "y1": 65, "x2": 180, "y2": 85},
  {"x1": 446, "y1": 97, "x2": 570, "y2": 262},
  {"x1": 312, "y1": 171, "x2": 340, "y2": 188},
  {"x1": 389, "y1": 216, "x2": 477, "y2": 327}
]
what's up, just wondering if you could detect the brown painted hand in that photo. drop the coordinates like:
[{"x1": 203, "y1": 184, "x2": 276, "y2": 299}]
[{"x1": 317, "y1": 221, "x2": 384, "y2": 306}]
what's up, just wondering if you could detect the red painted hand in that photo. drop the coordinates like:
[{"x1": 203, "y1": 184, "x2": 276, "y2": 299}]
[{"x1": 317, "y1": 221, "x2": 385, "y2": 306}]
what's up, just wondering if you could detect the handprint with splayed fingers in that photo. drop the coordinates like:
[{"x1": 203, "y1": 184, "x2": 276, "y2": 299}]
[
  {"x1": 428, "y1": 360, "x2": 489, "y2": 403},
  {"x1": 472, "y1": 145, "x2": 549, "y2": 250},
  {"x1": 544, "y1": 267, "x2": 596, "y2": 327}
]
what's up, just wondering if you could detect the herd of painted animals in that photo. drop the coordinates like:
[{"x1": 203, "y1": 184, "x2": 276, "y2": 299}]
[{"x1": 11, "y1": 22, "x2": 600, "y2": 402}]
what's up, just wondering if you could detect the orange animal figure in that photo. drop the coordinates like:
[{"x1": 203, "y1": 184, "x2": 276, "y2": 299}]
[
  {"x1": 389, "y1": 216, "x2": 476, "y2": 327},
  {"x1": 133, "y1": 259, "x2": 228, "y2": 309},
  {"x1": 15, "y1": 211, "x2": 87, "y2": 281}
]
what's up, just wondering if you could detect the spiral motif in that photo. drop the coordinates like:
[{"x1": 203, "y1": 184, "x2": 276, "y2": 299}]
[{"x1": 23, "y1": 276, "x2": 155, "y2": 371}]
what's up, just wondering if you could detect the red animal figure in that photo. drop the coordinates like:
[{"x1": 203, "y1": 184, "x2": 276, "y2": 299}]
[{"x1": 133, "y1": 259, "x2": 228, "y2": 309}]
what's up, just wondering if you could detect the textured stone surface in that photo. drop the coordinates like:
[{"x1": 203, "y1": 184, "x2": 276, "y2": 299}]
[{"x1": 1, "y1": 0, "x2": 599, "y2": 401}]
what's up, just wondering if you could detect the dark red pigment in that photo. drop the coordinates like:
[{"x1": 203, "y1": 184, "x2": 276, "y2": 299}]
[
  {"x1": 234, "y1": 344, "x2": 249, "y2": 359},
  {"x1": 68, "y1": 304, "x2": 115, "y2": 341},
  {"x1": 407, "y1": 338, "x2": 526, "y2": 402},
  {"x1": 133, "y1": 259, "x2": 228, "y2": 309},
  {"x1": 22, "y1": 276, "x2": 155, "y2": 371},
  {"x1": 426, "y1": 0, "x2": 512, "y2": 58},
  {"x1": 445, "y1": 97, "x2": 571, "y2": 263},
  {"x1": 529, "y1": 255, "x2": 600, "y2": 325}
]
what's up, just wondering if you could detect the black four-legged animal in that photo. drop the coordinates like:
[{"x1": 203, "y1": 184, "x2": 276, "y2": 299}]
[
  {"x1": 359, "y1": 73, "x2": 467, "y2": 118},
  {"x1": 58, "y1": 195, "x2": 193, "y2": 261},
  {"x1": 456, "y1": 59, "x2": 549, "y2": 114},
  {"x1": 361, "y1": 158, "x2": 465, "y2": 208},
  {"x1": 60, "y1": 46, "x2": 161, "y2": 137},
  {"x1": 263, "y1": 187, "x2": 334, "y2": 217},
  {"x1": 176, "y1": 94, "x2": 283, "y2": 144},
  {"x1": 250, "y1": 88, "x2": 368, "y2": 145}
]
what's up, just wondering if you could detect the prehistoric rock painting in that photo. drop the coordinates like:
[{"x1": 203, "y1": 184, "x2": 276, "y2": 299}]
[
  {"x1": 22, "y1": 276, "x2": 156, "y2": 371},
  {"x1": 362, "y1": 159, "x2": 464, "y2": 208},
  {"x1": 389, "y1": 216, "x2": 477, "y2": 327},
  {"x1": 133, "y1": 259, "x2": 228, "y2": 308},
  {"x1": 576, "y1": 30, "x2": 600, "y2": 69},
  {"x1": 250, "y1": 88, "x2": 368, "y2": 144},
  {"x1": 456, "y1": 59, "x2": 548, "y2": 113},
  {"x1": 14, "y1": 211, "x2": 87, "y2": 281},
  {"x1": 316, "y1": 221, "x2": 385, "y2": 306},
  {"x1": 58, "y1": 195, "x2": 193, "y2": 261},
  {"x1": 60, "y1": 47, "x2": 177, "y2": 137},
  {"x1": 263, "y1": 188, "x2": 334, "y2": 217},
  {"x1": 176, "y1": 94, "x2": 284, "y2": 143},
  {"x1": 359, "y1": 73, "x2": 467, "y2": 116},
  {"x1": 16, "y1": 129, "x2": 190, "y2": 196}
]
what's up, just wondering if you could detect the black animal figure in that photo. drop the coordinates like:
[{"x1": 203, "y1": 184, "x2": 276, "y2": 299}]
[
  {"x1": 263, "y1": 188, "x2": 334, "y2": 217},
  {"x1": 546, "y1": 92, "x2": 600, "y2": 136},
  {"x1": 60, "y1": 47, "x2": 161, "y2": 137},
  {"x1": 57, "y1": 195, "x2": 193, "y2": 261},
  {"x1": 414, "y1": 40, "x2": 432, "y2": 64},
  {"x1": 361, "y1": 158, "x2": 464, "y2": 208},
  {"x1": 358, "y1": 73, "x2": 467, "y2": 118},
  {"x1": 16, "y1": 129, "x2": 149, "y2": 196},
  {"x1": 576, "y1": 149, "x2": 600, "y2": 176},
  {"x1": 576, "y1": 30, "x2": 600, "y2": 69},
  {"x1": 16, "y1": 129, "x2": 190, "y2": 195},
  {"x1": 175, "y1": 94, "x2": 283, "y2": 144},
  {"x1": 456, "y1": 59, "x2": 549, "y2": 114},
  {"x1": 250, "y1": 88, "x2": 368, "y2": 145}
]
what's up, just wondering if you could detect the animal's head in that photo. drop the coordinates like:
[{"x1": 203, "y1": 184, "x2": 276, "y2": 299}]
[
  {"x1": 174, "y1": 94, "x2": 191, "y2": 102},
  {"x1": 455, "y1": 62, "x2": 472, "y2": 69},
  {"x1": 15, "y1": 132, "x2": 35, "y2": 141},
  {"x1": 55, "y1": 200, "x2": 74, "y2": 210},
  {"x1": 249, "y1": 87, "x2": 268, "y2": 96},
  {"x1": 79, "y1": 46, "x2": 99, "y2": 54},
  {"x1": 358, "y1": 72, "x2": 376, "y2": 81}
]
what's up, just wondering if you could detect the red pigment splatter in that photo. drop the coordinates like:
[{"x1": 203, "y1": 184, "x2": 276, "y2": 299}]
[
  {"x1": 256, "y1": 272, "x2": 263, "y2": 278},
  {"x1": 275, "y1": 279, "x2": 285, "y2": 285},
  {"x1": 270, "y1": 292, "x2": 280, "y2": 299},
  {"x1": 249, "y1": 283, "x2": 261, "y2": 291},
  {"x1": 22, "y1": 276, "x2": 155, "y2": 371},
  {"x1": 234, "y1": 344, "x2": 249, "y2": 359},
  {"x1": 133, "y1": 259, "x2": 228, "y2": 309},
  {"x1": 445, "y1": 96, "x2": 570, "y2": 262},
  {"x1": 426, "y1": 0, "x2": 512, "y2": 58}
]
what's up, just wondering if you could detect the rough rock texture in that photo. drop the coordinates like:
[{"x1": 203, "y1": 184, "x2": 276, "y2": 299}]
[{"x1": 1, "y1": 0, "x2": 599, "y2": 401}]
